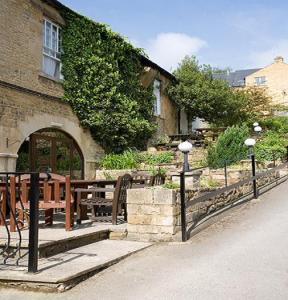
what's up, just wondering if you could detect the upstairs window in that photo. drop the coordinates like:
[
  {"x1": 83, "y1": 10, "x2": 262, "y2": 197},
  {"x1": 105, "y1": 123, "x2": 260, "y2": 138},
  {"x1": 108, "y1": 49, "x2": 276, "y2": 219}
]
[
  {"x1": 255, "y1": 76, "x2": 266, "y2": 86},
  {"x1": 153, "y1": 79, "x2": 161, "y2": 116},
  {"x1": 42, "y1": 19, "x2": 62, "y2": 79}
]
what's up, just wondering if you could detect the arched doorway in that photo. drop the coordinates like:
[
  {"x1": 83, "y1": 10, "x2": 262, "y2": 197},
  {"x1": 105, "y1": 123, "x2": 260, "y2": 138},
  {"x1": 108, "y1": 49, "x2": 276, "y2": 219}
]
[{"x1": 16, "y1": 128, "x2": 84, "y2": 179}]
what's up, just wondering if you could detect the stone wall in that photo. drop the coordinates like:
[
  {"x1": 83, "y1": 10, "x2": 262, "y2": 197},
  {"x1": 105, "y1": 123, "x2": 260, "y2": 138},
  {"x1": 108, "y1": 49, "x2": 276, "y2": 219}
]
[
  {"x1": 0, "y1": 84, "x2": 104, "y2": 178},
  {"x1": 126, "y1": 169, "x2": 285, "y2": 242},
  {"x1": 183, "y1": 170, "x2": 282, "y2": 228},
  {"x1": 127, "y1": 188, "x2": 180, "y2": 242}
]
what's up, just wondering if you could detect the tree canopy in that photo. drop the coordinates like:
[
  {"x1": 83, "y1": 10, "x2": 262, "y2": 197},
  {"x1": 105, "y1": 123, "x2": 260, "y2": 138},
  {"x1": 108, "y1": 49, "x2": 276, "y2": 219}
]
[{"x1": 168, "y1": 56, "x2": 272, "y2": 127}]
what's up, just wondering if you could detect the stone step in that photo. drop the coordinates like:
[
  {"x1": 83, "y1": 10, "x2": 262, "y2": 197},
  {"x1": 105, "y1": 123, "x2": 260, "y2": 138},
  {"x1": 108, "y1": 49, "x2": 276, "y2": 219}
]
[
  {"x1": 0, "y1": 239, "x2": 152, "y2": 292},
  {"x1": 0, "y1": 220, "x2": 127, "y2": 258}
]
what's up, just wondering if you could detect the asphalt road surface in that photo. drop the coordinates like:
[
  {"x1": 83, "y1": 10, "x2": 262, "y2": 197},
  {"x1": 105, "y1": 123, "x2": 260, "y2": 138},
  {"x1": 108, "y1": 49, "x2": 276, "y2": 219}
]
[{"x1": 2, "y1": 181, "x2": 288, "y2": 300}]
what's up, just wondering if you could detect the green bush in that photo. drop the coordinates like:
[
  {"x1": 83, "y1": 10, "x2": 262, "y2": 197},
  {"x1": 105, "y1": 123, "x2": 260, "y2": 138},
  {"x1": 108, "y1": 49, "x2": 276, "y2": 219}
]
[
  {"x1": 260, "y1": 116, "x2": 288, "y2": 134},
  {"x1": 255, "y1": 131, "x2": 287, "y2": 162},
  {"x1": 162, "y1": 182, "x2": 180, "y2": 189},
  {"x1": 100, "y1": 150, "x2": 174, "y2": 170},
  {"x1": 138, "y1": 151, "x2": 174, "y2": 165},
  {"x1": 207, "y1": 125, "x2": 249, "y2": 169},
  {"x1": 100, "y1": 150, "x2": 139, "y2": 169}
]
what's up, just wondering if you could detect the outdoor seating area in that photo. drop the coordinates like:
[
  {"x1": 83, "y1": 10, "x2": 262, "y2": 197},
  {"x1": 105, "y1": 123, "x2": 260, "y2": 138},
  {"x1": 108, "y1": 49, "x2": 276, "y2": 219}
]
[{"x1": 0, "y1": 172, "x2": 166, "y2": 233}]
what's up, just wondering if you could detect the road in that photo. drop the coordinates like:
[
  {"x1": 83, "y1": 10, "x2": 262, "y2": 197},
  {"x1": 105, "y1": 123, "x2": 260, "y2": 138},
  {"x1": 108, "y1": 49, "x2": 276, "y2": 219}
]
[{"x1": 2, "y1": 181, "x2": 288, "y2": 300}]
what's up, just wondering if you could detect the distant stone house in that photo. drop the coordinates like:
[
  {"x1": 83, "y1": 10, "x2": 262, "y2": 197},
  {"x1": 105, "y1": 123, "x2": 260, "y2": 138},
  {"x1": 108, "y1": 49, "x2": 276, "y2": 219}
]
[
  {"x1": 0, "y1": 0, "x2": 179, "y2": 178},
  {"x1": 214, "y1": 56, "x2": 288, "y2": 106}
]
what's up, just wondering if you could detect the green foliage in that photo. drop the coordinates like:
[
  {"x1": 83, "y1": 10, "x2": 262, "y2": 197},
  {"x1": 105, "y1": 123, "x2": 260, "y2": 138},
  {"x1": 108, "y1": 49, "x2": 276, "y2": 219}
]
[
  {"x1": 207, "y1": 126, "x2": 249, "y2": 168},
  {"x1": 200, "y1": 177, "x2": 221, "y2": 188},
  {"x1": 162, "y1": 182, "x2": 180, "y2": 189},
  {"x1": 138, "y1": 151, "x2": 174, "y2": 165},
  {"x1": 61, "y1": 10, "x2": 156, "y2": 153},
  {"x1": 255, "y1": 131, "x2": 287, "y2": 162},
  {"x1": 100, "y1": 150, "x2": 139, "y2": 169},
  {"x1": 149, "y1": 166, "x2": 167, "y2": 176},
  {"x1": 168, "y1": 56, "x2": 272, "y2": 127},
  {"x1": 100, "y1": 150, "x2": 174, "y2": 170},
  {"x1": 260, "y1": 116, "x2": 288, "y2": 134}
]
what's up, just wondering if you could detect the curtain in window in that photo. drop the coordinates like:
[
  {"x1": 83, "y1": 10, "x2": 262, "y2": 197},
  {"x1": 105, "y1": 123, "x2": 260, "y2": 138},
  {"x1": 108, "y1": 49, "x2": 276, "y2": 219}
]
[{"x1": 43, "y1": 55, "x2": 60, "y2": 78}]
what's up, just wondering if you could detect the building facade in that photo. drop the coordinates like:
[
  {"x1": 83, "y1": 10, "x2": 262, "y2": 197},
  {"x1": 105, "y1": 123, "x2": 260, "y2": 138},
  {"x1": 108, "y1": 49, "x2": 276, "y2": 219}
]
[
  {"x1": 0, "y1": 0, "x2": 178, "y2": 177},
  {"x1": 214, "y1": 56, "x2": 288, "y2": 106}
]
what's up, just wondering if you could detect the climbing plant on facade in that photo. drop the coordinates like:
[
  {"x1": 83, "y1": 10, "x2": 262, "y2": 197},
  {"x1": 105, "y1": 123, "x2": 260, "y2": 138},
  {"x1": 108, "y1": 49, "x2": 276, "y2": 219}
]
[{"x1": 60, "y1": 9, "x2": 156, "y2": 153}]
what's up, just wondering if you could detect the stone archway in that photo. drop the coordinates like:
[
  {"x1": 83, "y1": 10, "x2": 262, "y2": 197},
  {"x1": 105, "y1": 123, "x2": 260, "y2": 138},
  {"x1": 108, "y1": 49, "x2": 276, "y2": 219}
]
[
  {"x1": 0, "y1": 110, "x2": 104, "y2": 179},
  {"x1": 17, "y1": 128, "x2": 85, "y2": 179}
]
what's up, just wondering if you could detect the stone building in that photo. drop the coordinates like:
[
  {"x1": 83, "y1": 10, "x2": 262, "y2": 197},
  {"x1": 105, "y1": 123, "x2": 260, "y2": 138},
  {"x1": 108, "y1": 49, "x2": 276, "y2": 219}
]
[
  {"x1": 0, "y1": 0, "x2": 179, "y2": 178},
  {"x1": 214, "y1": 56, "x2": 288, "y2": 106}
]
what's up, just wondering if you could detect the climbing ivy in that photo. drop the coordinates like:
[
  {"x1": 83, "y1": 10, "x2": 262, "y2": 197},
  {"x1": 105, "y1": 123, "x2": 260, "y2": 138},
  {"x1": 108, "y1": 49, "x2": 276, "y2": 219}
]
[{"x1": 60, "y1": 9, "x2": 156, "y2": 153}]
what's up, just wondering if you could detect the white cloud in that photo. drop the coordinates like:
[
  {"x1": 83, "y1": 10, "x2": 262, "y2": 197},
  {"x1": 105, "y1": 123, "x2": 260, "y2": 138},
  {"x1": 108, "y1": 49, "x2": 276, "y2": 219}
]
[
  {"x1": 145, "y1": 32, "x2": 207, "y2": 71},
  {"x1": 249, "y1": 40, "x2": 288, "y2": 67}
]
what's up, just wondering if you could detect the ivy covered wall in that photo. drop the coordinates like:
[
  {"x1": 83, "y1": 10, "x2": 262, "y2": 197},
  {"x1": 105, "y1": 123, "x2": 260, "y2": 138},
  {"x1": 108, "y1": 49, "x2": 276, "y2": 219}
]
[{"x1": 60, "y1": 9, "x2": 156, "y2": 153}]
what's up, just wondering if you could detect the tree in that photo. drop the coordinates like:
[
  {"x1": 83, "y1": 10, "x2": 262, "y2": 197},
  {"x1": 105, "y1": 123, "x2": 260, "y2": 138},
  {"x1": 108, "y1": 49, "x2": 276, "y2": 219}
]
[
  {"x1": 168, "y1": 56, "x2": 272, "y2": 127},
  {"x1": 236, "y1": 87, "x2": 272, "y2": 120}
]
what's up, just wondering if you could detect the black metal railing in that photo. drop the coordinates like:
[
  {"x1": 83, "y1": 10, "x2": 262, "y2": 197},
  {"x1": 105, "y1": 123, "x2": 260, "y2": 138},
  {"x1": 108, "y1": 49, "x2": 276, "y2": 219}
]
[
  {"x1": 0, "y1": 172, "x2": 39, "y2": 272},
  {"x1": 180, "y1": 162, "x2": 288, "y2": 242}
]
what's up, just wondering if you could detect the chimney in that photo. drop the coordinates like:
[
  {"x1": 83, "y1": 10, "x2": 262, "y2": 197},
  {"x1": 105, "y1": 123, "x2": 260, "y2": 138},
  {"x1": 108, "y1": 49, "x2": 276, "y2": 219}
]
[{"x1": 274, "y1": 56, "x2": 284, "y2": 63}]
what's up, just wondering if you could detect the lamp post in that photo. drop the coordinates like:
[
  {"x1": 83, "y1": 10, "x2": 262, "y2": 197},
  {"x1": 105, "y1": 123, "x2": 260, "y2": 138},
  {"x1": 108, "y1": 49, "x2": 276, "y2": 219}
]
[
  {"x1": 244, "y1": 138, "x2": 257, "y2": 198},
  {"x1": 178, "y1": 141, "x2": 193, "y2": 172},
  {"x1": 178, "y1": 140, "x2": 192, "y2": 242}
]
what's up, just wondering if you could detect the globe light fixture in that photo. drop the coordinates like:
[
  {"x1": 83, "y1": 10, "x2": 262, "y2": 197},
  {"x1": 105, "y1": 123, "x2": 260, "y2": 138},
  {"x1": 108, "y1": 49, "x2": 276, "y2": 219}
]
[
  {"x1": 178, "y1": 141, "x2": 193, "y2": 172},
  {"x1": 178, "y1": 141, "x2": 193, "y2": 153},
  {"x1": 254, "y1": 126, "x2": 262, "y2": 133},
  {"x1": 244, "y1": 138, "x2": 256, "y2": 147}
]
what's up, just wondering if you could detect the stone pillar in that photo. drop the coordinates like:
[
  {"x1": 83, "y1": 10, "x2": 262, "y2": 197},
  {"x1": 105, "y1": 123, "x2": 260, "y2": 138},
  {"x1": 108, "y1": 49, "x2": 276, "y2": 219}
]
[
  {"x1": 0, "y1": 153, "x2": 18, "y2": 172},
  {"x1": 127, "y1": 187, "x2": 181, "y2": 242}
]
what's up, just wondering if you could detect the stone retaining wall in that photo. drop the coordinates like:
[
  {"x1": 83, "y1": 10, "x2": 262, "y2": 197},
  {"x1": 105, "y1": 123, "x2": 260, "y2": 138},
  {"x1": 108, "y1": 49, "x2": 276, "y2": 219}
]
[{"x1": 126, "y1": 169, "x2": 286, "y2": 242}]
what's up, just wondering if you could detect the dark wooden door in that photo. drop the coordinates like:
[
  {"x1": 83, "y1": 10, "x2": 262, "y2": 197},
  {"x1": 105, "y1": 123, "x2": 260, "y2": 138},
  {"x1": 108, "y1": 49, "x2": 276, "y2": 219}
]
[{"x1": 29, "y1": 132, "x2": 83, "y2": 179}]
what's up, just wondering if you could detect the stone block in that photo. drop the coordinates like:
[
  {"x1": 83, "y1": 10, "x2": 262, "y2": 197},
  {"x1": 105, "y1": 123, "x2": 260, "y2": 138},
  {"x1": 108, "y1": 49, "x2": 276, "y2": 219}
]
[
  {"x1": 153, "y1": 188, "x2": 176, "y2": 205},
  {"x1": 127, "y1": 188, "x2": 153, "y2": 204},
  {"x1": 138, "y1": 204, "x2": 161, "y2": 215},
  {"x1": 127, "y1": 204, "x2": 140, "y2": 215}
]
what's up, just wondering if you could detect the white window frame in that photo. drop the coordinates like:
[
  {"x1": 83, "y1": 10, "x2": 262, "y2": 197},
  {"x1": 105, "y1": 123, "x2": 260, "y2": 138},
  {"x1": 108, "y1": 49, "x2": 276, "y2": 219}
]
[
  {"x1": 153, "y1": 79, "x2": 161, "y2": 116},
  {"x1": 42, "y1": 18, "x2": 62, "y2": 79},
  {"x1": 255, "y1": 76, "x2": 266, "y2": 86}
]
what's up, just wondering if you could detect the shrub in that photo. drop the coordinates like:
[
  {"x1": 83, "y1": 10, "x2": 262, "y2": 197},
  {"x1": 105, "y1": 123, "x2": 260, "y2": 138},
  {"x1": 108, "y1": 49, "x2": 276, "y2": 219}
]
[
  {"x1": 100, "y1": 150, "x2": 139, "y2": 170},
  {"x1": 100, "y1": 150, "x2": 174, "y2": 170},
  {"x1": 207, "y1": 125, "x2": 249, "y2": 169},
  {"x1": 260, "y1": 116, "x2": 288, "y2": 134},
  {"x1": 162, "y1": 182, "x2": 180, "y2": 189},
  {"x1": 255, "y1": 131, "x2": 287, "y2": 162},
  {"x1": 138, "y1": 151, "x2": 174, "y2": 165}
]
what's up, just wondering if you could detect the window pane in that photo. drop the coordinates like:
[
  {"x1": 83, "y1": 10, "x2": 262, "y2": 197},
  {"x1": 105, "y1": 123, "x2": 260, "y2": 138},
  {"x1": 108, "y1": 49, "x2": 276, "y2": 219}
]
[
  {"x1": 153, "y1": 80, "x2": 161, "y2": 115},
  {"x1": 52, "y1": 25, "x2": 57, "y2": 51},
  {"x1": 45, "y1": 22, "x2": 51, "y2": 48},
  {"x1": 43, "y1": 55, "x2": 60, "y2": 79}
]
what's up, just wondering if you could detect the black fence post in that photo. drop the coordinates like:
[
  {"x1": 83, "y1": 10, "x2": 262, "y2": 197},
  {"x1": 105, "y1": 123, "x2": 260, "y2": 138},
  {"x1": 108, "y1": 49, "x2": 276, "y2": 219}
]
[
  {"x1": 28, "y1": 173, "x2": 39, "y2": 273},
  {"x1": 180, "y1": 171, "x2": 187, "y2": 242},
  {"x1": 224, "y1": 161, "x2": 228, "y2": 187},
  {"x1": 251, "y1": 154, "x2": 258, "y2": 199}
]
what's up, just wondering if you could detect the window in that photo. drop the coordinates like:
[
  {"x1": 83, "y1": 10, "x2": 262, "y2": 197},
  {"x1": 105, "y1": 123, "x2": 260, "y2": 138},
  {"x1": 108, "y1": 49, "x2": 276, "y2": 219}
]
[
  {"x1": 42, "y1": 19, "x2": 62, "y2": 79},
  {"x1": 153, "y1": 79, "x2": 161, "y2": 116},
  {"x1": 255, "y1": 76, "x2": 266, "y2": 86}
]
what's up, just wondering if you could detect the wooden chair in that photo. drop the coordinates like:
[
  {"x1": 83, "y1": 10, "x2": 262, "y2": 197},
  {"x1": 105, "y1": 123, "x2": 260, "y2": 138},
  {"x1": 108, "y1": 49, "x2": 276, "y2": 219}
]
[
  {"x1": 9, "y1": 175, "x2": 74, "y2": 232},
  {"x1": 76, "y1": 174, "x2": 133, "y2": 225}
]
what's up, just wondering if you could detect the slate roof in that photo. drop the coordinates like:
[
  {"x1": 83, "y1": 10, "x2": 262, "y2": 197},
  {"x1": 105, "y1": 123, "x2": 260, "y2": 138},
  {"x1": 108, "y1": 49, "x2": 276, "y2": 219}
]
[{"x1": 213, "y1": 68, "x2": 261, "y2": 87}]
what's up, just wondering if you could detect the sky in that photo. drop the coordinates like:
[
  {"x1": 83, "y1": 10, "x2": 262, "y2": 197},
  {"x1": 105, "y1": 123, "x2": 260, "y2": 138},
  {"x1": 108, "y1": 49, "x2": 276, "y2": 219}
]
[{"x1": 60, "y1": 0, "x2": 288, "y2": 72}]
